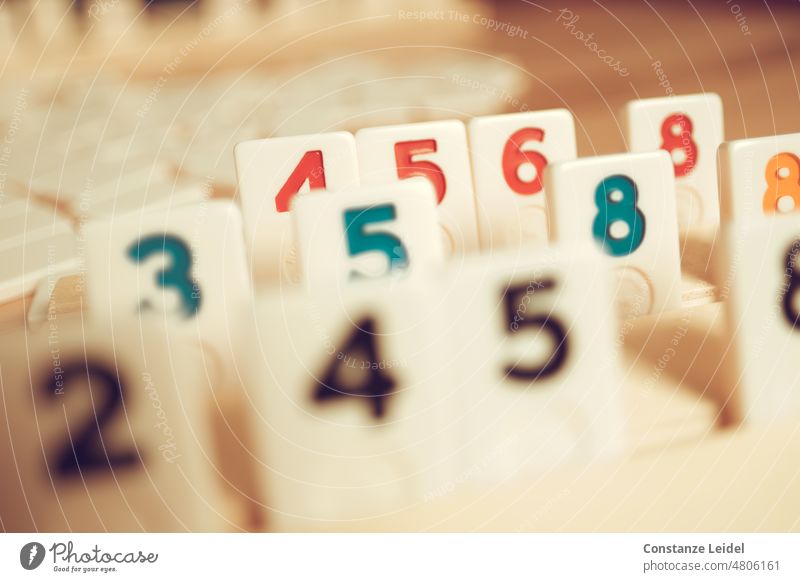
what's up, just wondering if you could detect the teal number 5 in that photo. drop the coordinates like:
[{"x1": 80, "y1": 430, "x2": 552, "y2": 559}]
[
  {"x1": 592, "y1": 174, "x2": 645, "y2": 257},
  {"x1": 344, "y1": 204, "x2": 409, "y2": 277},
  {"x1": 127, "y1": 234, "x2": 201, "y2": 318}
]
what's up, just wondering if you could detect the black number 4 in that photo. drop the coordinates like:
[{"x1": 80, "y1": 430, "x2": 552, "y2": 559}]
[{"x1": 313, "y1": 318, "x2": 396, "y2": 419}]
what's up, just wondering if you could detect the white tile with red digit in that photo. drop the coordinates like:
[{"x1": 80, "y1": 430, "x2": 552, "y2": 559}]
[
  {"x1": 622, "y1": 93, "x2": 724, "y2": 230},
  {"x1": 469, "y1": 109, "x2": 577, "y2": 250},
  {"x1": 234, "y1": 132, "x2": 360, "y2": 283},
  {"x1": 356, "y1": 120, "x2": 479, "y2": 256}
]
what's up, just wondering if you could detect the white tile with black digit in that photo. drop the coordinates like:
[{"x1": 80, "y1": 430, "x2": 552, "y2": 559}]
[
  {"x1": 84, "y1": 200, "x2": 252, "y2": 375},
  {"x1": 356, "y1": 120, "x2": 479, "y2": 256},
  {"x1": 722, "y1": 215, "x2": 800, "y2": 423},
  {"x1": 545, "y1": 150, "x2": 682, "y2": 317},
  {"x1": 244, "y1": 281, "x2": 452, "y2": 530},
  {"x1": 468, "y1": 109, "x2": 577, "y2": 250},
  {"x1": 438, "y1": 245, "x2": 626, "y2": 483},
  {"x1": 292, "y1": 179, "x2": 444, "y2": 288},
  {"x1": 0, "y1": 321, "x2": 226, "y2": 531},
  {"x1": 234, "y1": 131, "x2": 360, "y2": 284},
  {"x1": 719, "y1": 132, "x2": 800, "y2": 222},
  {"x1": 622, "y1": 93, "x2": 724, "y2": 229}
]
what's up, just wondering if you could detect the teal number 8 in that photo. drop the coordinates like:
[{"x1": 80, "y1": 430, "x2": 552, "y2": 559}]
[
  {"x1": 592, "y1": 174, "x2": 645, "y2": 257},
  {"x1": 344, "y1": 204, "x2": 409, "y2": 278},
  {"x1": 128, "y1": 234, "x2": 201, "y2": 318}
]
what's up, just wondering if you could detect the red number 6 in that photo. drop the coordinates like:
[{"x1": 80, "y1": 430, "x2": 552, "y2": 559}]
[{"x1": 502, "y1": 127, "x2": 548, "y2": 196}]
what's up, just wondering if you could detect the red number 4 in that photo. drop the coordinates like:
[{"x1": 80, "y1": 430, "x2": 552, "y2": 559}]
[{"x1": 274, "y1": 150, "x2": 326, "y2": 213}]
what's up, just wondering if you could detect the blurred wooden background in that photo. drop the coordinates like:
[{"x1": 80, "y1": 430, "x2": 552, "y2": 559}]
[{"x1": 487, "y1": 0, "x2": 800, "y2": 155}]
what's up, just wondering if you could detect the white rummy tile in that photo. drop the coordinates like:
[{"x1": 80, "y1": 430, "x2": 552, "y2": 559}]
[
  {"x1": 469, "y1": 109, "x2": 577, "y2": 249},
  {"x1": 356, "y1": 120, "x2": 479, "y2": 256},
  {"x1": 244, "y1": 281, "x2": 451, "y2": 530},
  {"x1": 719, "y1": 132, "x2": 800, "y2": 222},
  {"x1": 438, "y1": 244, "x2": 626, "y2": 482},
  {"x1": 234, "y1": 131, "x2": 359, "y2": 284},
  {"x1": 545, "y1": 151, "x2": 682, "y2": 316},
  {"x1": 292, "y1": 178, "x2": 444, "y2": 288},
  {"x1": 84, "y1": 200, "x2": 252, "y2": 373},
  {"x1": 722, "y1": 214, "x2": 800, "y2": 423},
  {"x1": 622, "y1": 93, "x2": 723, "y2": 229},
  {"x1": 0, "y1": 321, "x2": 226, "y2": 531}
]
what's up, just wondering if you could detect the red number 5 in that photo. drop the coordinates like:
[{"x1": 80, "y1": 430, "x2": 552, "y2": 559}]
[
  {"x1": 502, "y1": 128, "x2": 548, "y2": 195},
  {"x1": 394, "y1": 140, "x2": 446, "y2": 204}
]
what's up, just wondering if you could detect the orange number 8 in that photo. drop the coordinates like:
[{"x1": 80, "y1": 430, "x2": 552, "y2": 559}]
[{"x1": 763, "y1": 153, "x2": 800, "y2": 214}]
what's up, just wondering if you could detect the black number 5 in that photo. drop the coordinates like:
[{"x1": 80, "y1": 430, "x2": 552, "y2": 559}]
[
  {"x1": 502, "y1": 279, "x2": 568, "y2": 381},
  {"x1": 783, "y1": 239, "x2": 800, "y2": 328}
]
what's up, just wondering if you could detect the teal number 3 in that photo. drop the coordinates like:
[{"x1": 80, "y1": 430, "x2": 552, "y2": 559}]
[
  {"x1": 344, "y1": 204, "x2": 409, "y2": 278},
  {"x1": 127, "y1": 234, "x2": 201, "y2": 318},
  {"x1": 592, "y1": 174, "x2": 645, "y2": 257}
]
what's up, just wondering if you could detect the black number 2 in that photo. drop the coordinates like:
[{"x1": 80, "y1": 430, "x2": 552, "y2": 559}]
[
  {"x1": 45, "y1": 362, "x2": 139, "y2": 477},
  {"x1": 312, "y1": 318, "x2": 396, "y2": 419},
  {"x1": 502, "y1": 279, "x2": 568, "y2": 381}
]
